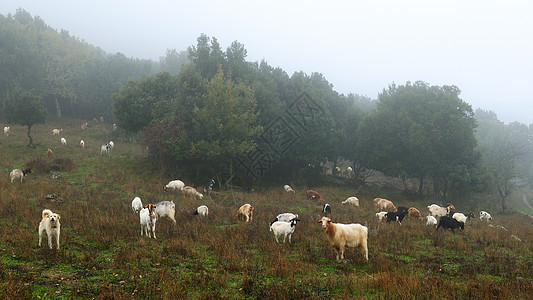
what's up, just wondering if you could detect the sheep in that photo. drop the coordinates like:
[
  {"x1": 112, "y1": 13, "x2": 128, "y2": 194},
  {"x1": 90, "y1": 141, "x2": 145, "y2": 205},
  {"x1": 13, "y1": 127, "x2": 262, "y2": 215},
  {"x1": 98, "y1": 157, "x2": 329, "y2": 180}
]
[
  {"x1": 203, "y1": 179, "x2": 215, "y2": 196},
  {"x1": 452, "y1": 212, "x2": 475, "y2": 224},
  {"x1": 408, "y1": 207, "x2": 424, "y2": 220},
  {"x1": 100, "y1": 144, "x2": 111, "y2": 155},
  {"x1": 131, "y1": 197, "x2": 143, "y2": 213},
  {"x1": 375, "y1": 198, "x2": 397, "y2": 212},
  {"x1": 193, "y1": 205, "x2": 209, "y2": 217},
  {"x1": 139, "y1": 204, "x2": 157, "y2": 239},
  {"x1": 480, "y1": 211, "x2": 492, "y2": 221},
  {"x1": 342, "y1": 196, "x2": 359, "y2": 207},
  {"x1": 323, "y1": 203, "x2": 331, "y2": 216},
  {"x1": 270, "y1": 217, "x2": 300, "y2": 243},
  {"x1": 426, "y1": 215, "x2": 437, "y2": 226},
  {"x1": 109, "y1": 141, "x2": 114, "y2": 150},
  {"x1": 376, "y1": 211, "x2": 388, "y2": 222},
  {"x1": 237, "y1": 204, "x2": 254, "y2": 222},
  {"x1": 3, "y1": 126, "x2": 10, "y2": 136},
  {"x1": 385, "y1": 210, "x2": 408, "y2": 225},
  {"x1": 52, "y1": 128, "x2": 63, "y2": 135},
  {"x1": 154, "y1": 201, "x2": 176, "y2": 224},
  {"x1": 436, "y1": 216, "x2": 464, "y2": 234},
  {"x1": 10, "y1": 168, "x2": 31, "y2": 183},
  {"x1": 81, "y1": 123, "x2": 88, "y2": 130},
  {"x1": 318, "y1": 217, "x2": 368, "y2": 261},
  {"x1": 47, "y1": 148, "x2": 53, "y2": 158},
  {"x1": 306, "y1": 190, "x2": 321, "y2": 200},
  {"x1": 79, "y1": 140, "x2": 85, "y2": 148},
  {"x1": 284, "y1": 184, "x2": 295, "y2": 193},
  {"x1": 164, "y1": 180, "x2": 185, "y2": 192},
  {"x1": 270, "y1": 213, "x2": 299, "y2": 225},
  {"x1": 427, "y1": 204, "x2": 455, "y2": 218},
  {"x1": 183, "y1": 186, "x2": 204, "y2": 199},
  {"x1": 60, "y1": 137, "x2": 67, "y2": 146}
]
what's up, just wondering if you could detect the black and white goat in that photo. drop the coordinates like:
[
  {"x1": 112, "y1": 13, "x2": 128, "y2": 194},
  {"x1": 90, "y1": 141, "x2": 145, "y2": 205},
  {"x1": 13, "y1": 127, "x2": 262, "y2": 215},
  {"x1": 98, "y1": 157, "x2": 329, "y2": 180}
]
[
  {"x1": 203, "y1": 179, "x2": 215, "y2": 196},
  {"x1": 385, "y1": 210, "x2": 408, "y2": 225}
]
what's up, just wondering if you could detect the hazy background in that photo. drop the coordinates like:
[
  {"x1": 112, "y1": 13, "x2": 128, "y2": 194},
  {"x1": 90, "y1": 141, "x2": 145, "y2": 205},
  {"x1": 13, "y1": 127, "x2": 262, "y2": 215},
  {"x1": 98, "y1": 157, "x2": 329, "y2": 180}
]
[{"x1": 3, "y1": 0, "x2": 532, "y2": 124}]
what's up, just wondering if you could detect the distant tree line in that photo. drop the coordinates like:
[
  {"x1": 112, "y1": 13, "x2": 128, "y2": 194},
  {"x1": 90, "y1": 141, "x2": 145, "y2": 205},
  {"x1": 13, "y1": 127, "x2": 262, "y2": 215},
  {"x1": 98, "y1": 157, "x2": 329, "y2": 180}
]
[{"x1": 2, "y1": 10, "x2": 533, "y2": 210}]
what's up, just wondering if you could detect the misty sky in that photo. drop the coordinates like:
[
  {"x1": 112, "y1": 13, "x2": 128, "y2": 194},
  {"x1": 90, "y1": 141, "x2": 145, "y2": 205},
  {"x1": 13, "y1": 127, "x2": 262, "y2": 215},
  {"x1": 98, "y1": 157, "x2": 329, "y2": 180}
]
[{"x1": 3, "y1": 0, "x2": 532, "y2": 124}]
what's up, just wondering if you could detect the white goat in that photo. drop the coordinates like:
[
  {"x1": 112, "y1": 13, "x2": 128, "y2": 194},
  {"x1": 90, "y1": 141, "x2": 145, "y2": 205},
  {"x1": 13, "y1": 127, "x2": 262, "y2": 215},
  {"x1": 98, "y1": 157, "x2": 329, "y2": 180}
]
[
  {"x1": 426, "y1": 215, "x2": 437, "y2": 226},
  {"x1": 318, "y1": 217, "x2": 368, "y2": 261},
  {"x1": 273, "y1": 213, "x2": 299, "y2": 224},
  {"x1": 270, "y1": 218, "x2": 300, "y2": 243},
  {"x1": 52, "y1": 128, "x2": 63, "y2": 135},
  {"x1": 154, "y1": 201, "x2": 176, "y2": 224},
  {"x1": 480, "y1": 211, "x2": 492, "y2": 221},
  {"x1": 10, "y1": 168, "x2": 31, "y2": 183},
  {"x1": 100, "y1": 144, "x2": 111, "y2": 155},
  {"x1": 194, "y1": 205, "x2": 209, "y2": 217},
  {"x1": 427, "y1": 204, "x2": 455, "y2": 218},
  {"x1": 283, "y1": 185, "x2": 295, "y2": 193},
  {"x1": 109, "y1": 141, "x2": 114, "y2": 150},
  {"x1": 342, "y1": 196, "x2": 359, "y2": 207},
  {"x1": 376, "y1": 211, "x2": 388, "y2": 222},
  {"x1": 3, "y1": 126, "x2": 10, "y2": 136},
  {"x1": 183, "y1": 186, "x2": 204, "y2": 199},
  {"x1": 60, "y1": 137, "x2": 67, "y2": 146},
  {"x1": 131, "y1": 197, "x2": 143, "y2": 213},
  {"x1": 79, "y1": 140, "x2": 85, "y2": 148},
  {"x1": 139, "y1": 204, "x2": 157, "y2": 239},
  {"x1": 164, "y1": 180, "x2": 185, "y2": 192}
]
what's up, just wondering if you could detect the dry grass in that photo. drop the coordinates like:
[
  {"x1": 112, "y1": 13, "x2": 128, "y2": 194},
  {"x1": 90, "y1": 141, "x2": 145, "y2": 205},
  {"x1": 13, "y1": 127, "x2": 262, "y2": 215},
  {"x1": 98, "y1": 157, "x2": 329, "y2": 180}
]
[{"x1": 0, "y1": 119, "x2": 533, "y2": 299}]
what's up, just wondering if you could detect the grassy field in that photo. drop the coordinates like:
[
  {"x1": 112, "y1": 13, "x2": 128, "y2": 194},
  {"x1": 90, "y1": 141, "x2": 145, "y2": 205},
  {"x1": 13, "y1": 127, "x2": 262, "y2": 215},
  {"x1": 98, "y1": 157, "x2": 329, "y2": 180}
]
[{"x1": 1, "y1": 119, "x2": 533, "y2": 299}]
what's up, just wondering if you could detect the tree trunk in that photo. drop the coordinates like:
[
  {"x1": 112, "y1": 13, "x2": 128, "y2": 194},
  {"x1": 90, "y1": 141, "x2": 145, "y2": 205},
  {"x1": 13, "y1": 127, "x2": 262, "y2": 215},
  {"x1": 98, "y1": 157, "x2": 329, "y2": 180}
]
[
  {"x1": 55, "y1": 98, "x2": 62, "y2": 118},
  {"x1": 418, "y1": 176, "x2": 424, "y2": 195},
  {"x1": 27, "y1": 125, "x2": 35, "y2": 148}
]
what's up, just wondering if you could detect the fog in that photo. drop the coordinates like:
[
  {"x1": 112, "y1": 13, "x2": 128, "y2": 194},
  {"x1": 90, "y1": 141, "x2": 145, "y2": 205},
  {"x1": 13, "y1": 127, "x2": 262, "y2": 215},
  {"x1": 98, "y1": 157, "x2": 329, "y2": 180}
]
[{"x1": 3, "y1": 0, "x2": 532, "y2": 124}]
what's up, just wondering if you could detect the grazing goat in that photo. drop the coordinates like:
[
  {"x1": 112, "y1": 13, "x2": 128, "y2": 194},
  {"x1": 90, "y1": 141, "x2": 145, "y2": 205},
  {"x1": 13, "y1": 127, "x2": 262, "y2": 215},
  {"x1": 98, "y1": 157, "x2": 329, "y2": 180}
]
[
  {"x1": 47, "y1": 148, "x2": 53, "y2": 158},
  {"x1": 342, "y1": 196, "x2": 359, "y2": 207},
  {"x1": 237, "y1": 204, "x2": 254, "y2": 222},
  {"x1": 154, "y1": 201, "x2": 176, "y2": 224},
  {"x1": 52, "y1": 128, "x2": 63, "y2": 135},
  {"x1": 385, "y1": 210, "x2": 408, "y2": 225},
  {"x1": 10, "y1": 168, "x2": 31, "y2": 183},
  {"x1": 306, "y1": 190, "x2": 322, "y2": 200},
  {"x1": 203, "y1": 179, "x2": 215, "y2": 195},
  {"x1": 408, "y1": 207, "x2": 424, "y2": 220},
  {"x1": 436, "y1": 216, "x2": 464, "y2": 234},
  {"x1": 480, "y1": 211, "x2": 492, "y2": 221},
  {"x1": 131, "y1": 197, "x2": 143, "y2": 213},
  {"x1": 79, "y1": 140, "x2": 85, "y2": 148},
  {"x1": 3, "y1": 126, "x2": 10, "y2": 136},
  {"x1": 452, "y1": 212, "x2": 475, "y2": 224},
  {"x1": 194, "y1": 205, "x2": 209, "y2": 217},
  {"x1": 183, "y1": 186, "x2": 204, "y2": 199},
  {"x1": 271, "y1": 213, "x2": 299, "y2": 225},
  {"x1": 426, "y1": 215, "x2": 437, "y2": 226},
  {"x1": 81, "y1": 123, "x2": 88, "y2": 130},
  {"x1": 397, "y1": 206, "x2": 409, "y2": 214},
  {"x1": 60, "y1": 137, "x2": 67, "y2": 146},
  {"x1": 164, "y1": 180, "x2": 185, "y2": 192},
  {"x1": 427, "y1": 204, "x2": 455, "y2": 218},
  {"x1": 376, "y1": 211, "x2": 388, "y2": 222},
  {"x1": 270, "y1": 218, "x2": 300, "y2": 243},
  {"x1": 318, "y1": 217, "x2": 368, "y2": 261},
  {"x1": 323, "y1": 203, "x2": 331, "y2": 216},
  {"x1": 284, "y1": 184, "x2": 295, "y2": 193},
  {"x1": 375, "y1": 198, "x2": 397, "y2": 212},
  {"x1": 139, "y1": 204, "x2": 157, "y2": 239}
]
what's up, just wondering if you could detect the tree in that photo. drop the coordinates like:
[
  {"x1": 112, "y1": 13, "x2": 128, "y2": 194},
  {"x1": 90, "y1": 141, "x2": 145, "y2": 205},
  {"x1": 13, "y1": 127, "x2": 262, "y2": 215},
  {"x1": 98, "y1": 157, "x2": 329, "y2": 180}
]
[{"x1": 3, "y1": 87, "x2": 47, "y2": 147}]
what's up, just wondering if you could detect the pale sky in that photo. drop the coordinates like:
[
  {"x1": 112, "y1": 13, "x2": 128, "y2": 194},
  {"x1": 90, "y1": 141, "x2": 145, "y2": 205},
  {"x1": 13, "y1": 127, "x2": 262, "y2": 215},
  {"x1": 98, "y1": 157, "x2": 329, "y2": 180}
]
[{"x1": 3, "y1": 0, "x2": 533, "y2": 124}]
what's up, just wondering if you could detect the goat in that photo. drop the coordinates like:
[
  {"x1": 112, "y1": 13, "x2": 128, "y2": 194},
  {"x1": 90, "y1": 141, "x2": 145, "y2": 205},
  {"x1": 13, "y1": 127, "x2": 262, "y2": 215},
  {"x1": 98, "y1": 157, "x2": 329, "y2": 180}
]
[
  {"x1": 193, "y1": 205, "x2": 209, "y2": 217},
  {"x1": 480, "y1": 211, "x2": 492, "y2": 221},
  {"x1": 385, "y1": 210, "x2": 408, "y2": 225},
  {"x1": 376, "y1": 211, "x2": 388, "y2": 222},
  {"x1": 109, "y1": 141, "x2": 114, "y2": 150},
  {"x1": 164, "y1": 180, "x2": 185, "y2": 192},
  {"x1": 426, "y1": 215, "x2": 437, "y2": 227},
  {"x1": 284, "y1": 185, "x2": 295, "y2": 193},
  {"x1": 203, "y1": 179, "x2": 215, "y2": 196},
  {"x1": 52, "y1": 128, "x2": 63, "y2": 135},
  {"x1": 270, "y1": 218, "x2": 300, "y2": 243},
  {"x1": 131, "y1": 197, "x2": 143, "y2": 213},
  {"x1": 79, "y1": 140, "x2": 85, "y2": 148},
  {"x1": 154, "y1": 201, "x2": 176, "y2": 224},
  {"x1": 47, "y1": 148, "x2": 53, "y2": 158},
  {"x1": 3, "y1": 126, "x2": 10, "y2": 136},
  {"x1": 452, "y1": 212, "x2": 475, "y2": 224},
  {"x1": 100, "y1": 144, "x2": 111, "y2": 155},
  {"x1": 342, "y1": 196, "x2": 359, "y2": 207},
  {"x1": 183, "y1": 186, "x2": 204, "y2": 199},
  {"x1": 271, "y1": 213, "x2": 299, "y2": 225},
  {"x1": 10, "y1": 168, "x2": 31, "y2": 183},
  {"x1": 306, "y1": 190, "x2": 322, "y2": 200},
  {"x1": 375, "y1": 198, "x2": 396, "y2": 212},
  {"x1": 237, "y1": 204, "x2": 254, "y2": 222},
  {"x1": 81, "y1": 123, "x2": 88, "y2": 130},
  {"x1": 318, "y1": 217, "x2": 368, "y2": 261},
  {"x1": 139, "y1": 204, "x2": 157, "y2": 239},
  {"x1": 436, "y1": 216, "x2": 464, "y2": 234},
  {"x1": 408, "y1": 207, "x2": 424, "y2": 220},
  {"x1": 427, "y1": 204, "x2": 455, "y2": 218},
  {"x1": 60, "y1": 137, "x2": 67, "y2": 146},
  {"x1": 323, "y1": 203, "x2": 331, "y2": 216}
]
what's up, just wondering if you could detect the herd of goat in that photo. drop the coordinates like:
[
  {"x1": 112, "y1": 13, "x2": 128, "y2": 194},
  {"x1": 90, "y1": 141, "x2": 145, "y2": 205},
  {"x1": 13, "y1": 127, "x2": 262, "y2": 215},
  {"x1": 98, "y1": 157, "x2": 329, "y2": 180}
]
[{"x1": 4, "y1": 124, "x2": 499, "y2": 262}]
